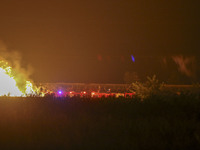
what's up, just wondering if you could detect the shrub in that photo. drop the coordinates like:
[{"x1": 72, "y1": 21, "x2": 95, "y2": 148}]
[{"x1": 129, "y1": 75, "x2": 164, "y2": 100}]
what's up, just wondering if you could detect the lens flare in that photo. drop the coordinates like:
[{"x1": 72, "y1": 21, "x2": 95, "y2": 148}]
[{"x1": 131, "y1": 55, "x2": 135, "y2": 62}]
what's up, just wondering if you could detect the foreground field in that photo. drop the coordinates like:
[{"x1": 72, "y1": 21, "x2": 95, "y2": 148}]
[{"x1": 0, "y1": 96, "x2": 200, "y2": 150}]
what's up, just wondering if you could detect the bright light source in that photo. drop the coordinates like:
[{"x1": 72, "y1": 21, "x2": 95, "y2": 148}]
[
  {"x1": 131, "y1": 55, "x2": 135, "y2": 62},
  {"x1": 58, "y1": 91, "x2": 62, "y2": 94},
  {"x1": 83, "y1": 91, "x2": 86, "y2": 94},
  {"x1": 70, "y1": 91, "x2": 72, "y2": 94}
]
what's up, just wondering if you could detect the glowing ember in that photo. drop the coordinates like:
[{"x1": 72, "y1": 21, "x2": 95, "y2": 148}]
[{"x1": 0, "y1": 60, "x2": 36, "y2": 97}]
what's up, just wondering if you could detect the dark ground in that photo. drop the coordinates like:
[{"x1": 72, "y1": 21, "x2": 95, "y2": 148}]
[{"x1": 0, "y1": 96, "x2": 200, "y2": 150}]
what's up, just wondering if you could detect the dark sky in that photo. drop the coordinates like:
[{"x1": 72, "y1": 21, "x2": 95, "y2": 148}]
[{"x1": 0, "y1": 0, "x2": 199, "y2": 83}]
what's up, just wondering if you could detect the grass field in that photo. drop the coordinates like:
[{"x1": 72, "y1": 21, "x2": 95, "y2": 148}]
[{"x1": 0, "y1": 96, "x2": 200, "y2": 150}]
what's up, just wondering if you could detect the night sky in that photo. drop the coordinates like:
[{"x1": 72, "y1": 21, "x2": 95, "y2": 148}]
[{"x1": 0, "y1": 0, "x2": 199, "y2": 83}]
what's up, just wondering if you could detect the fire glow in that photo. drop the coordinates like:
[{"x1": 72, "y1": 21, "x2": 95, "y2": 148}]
[{"x1": 0, "y1": 60, "x2": 36, "y2": 97}]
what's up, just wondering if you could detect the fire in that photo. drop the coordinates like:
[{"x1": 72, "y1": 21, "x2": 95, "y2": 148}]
[{"x1": 0, "y1": 60, "x2": 36, "y2": 97}]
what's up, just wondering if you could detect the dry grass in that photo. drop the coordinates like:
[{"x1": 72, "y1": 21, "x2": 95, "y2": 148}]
[{"x1": 0, "y1": 96, "x2": 199, "y2": 150}]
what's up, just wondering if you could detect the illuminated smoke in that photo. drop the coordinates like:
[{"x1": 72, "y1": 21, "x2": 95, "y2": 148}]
[
  {"x1": 172, "y1": 55, "x2": 195, "y2": 77},
  {"x1": 0, "y1": 40, "x2": 36, "y2": 96}
]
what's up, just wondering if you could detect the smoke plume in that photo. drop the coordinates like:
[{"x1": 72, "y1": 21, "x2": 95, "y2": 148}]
[
  {"x1": 172, "y1": 55, "x2": 196, "y2": 77},
  {"x1": 0, "y1": 40, "x2": 34, "y2": 93}
]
